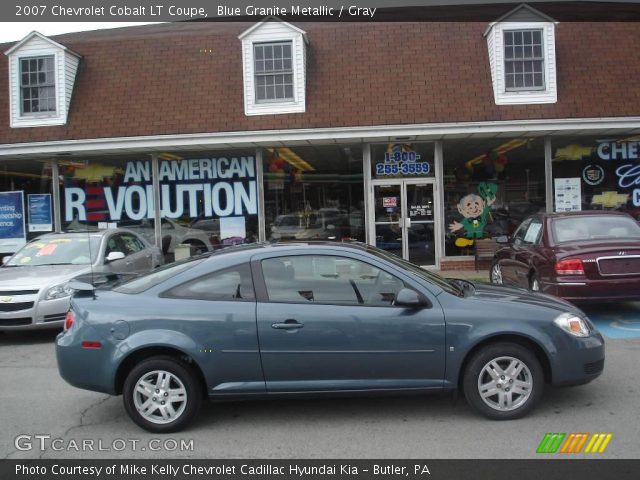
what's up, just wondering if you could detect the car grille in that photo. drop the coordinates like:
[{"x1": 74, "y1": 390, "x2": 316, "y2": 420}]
[
  {"x1": 0, "y1": 289, "x2": 39, "y2": 296},
  {"x1": 0, "y1": 302, "x2": 34, "y2": 312},
  {"x1": 598, "y1": 256, "x2": 640, "y2": 276},
  {"x1": 584, "y1": 359, "x2": 605, "y2": 375},
  {"x1": 43, "y1": 313, "x2": 66, "y2": 323},
  {"x1": 0, "y1": 317, "x2": 32, "y2": 326}
]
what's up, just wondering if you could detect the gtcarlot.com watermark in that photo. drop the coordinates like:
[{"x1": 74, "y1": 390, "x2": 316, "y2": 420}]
[{"x1": 15, "y1": 434, "x2": 194, "y2": 452}]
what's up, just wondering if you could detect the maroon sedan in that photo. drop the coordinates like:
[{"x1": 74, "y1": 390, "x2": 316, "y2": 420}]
[{"x1": 490, "y1": 211, "x2": 640, "y2": 302}]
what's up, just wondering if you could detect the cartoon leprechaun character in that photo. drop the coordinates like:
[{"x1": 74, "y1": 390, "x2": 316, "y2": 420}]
[{"x1": 448, "y1": 182, "x2": 497, "y2": 248}]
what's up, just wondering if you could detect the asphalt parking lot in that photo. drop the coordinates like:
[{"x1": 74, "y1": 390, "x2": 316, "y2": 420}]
[{"x1": 1, "y1": 302, "x2": 639, "y2": 460}]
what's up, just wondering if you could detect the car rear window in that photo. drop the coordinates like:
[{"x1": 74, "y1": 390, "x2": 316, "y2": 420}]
[
  {"x1": 552, "y1": 215, "x2": 640, "y2": 243},
  {"x1": 113, "y1": 258, "x2": 204, "y2": 294}
]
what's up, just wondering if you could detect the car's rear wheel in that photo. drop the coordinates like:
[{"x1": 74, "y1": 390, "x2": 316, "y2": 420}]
[
  {"x1": 463, "y1": 342, "x2": 543, "y2": 420},
  {"x1": 490, "y1": 262, "x2": 503, "y2": 285},
  {"x1": 123, "y1": 356, "x2": 201, "y2": 433}
]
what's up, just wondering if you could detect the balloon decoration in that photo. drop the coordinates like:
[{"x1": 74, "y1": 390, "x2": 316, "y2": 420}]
[
  {"x1": 462, "y1": 150, "x2": 508, "y2": 181},
  {"x1": 267, "y1": 150, "x2": 302, "y2": 184}
]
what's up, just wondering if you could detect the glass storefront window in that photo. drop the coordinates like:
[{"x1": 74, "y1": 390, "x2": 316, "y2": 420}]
[
  {"x1": 0, "y1": 160, "x2": 53, "y2": 255},
  {"x1": 59, "y1": 151, "x2": 259, "y2": 262},
  {"x1": 264, "y1": 145, "x2": 365, "y2": 242},
  {"x1": 443, "y1": 138, "x2": 545, "y2": 256},
  {"x1": 551, "y1": 136, "x2": 640, "y2": 218}
]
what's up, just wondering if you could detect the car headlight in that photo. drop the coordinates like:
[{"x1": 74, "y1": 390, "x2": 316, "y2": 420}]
[
  {"x1": 553, "y1": 312, "x2": 590, "y2": 337},
  {"x1": 44, "y1": 282, "x2": 74, "y2": 301}
]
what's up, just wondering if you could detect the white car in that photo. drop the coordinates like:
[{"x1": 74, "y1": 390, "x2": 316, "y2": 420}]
[{"x1": 0, "y1": 229, "x2": 162, "y2": 330}]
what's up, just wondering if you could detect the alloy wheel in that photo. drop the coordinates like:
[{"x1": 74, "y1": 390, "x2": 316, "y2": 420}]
[
  {"x1": 477, "y1": 356, "x2": 533, "y2": 412},
  {"x1": 491, "y1": 264, "x2": 503, "y2": 284},
  {"x1": 133, "y1": 370, "x2": 188, "y2": 425}
]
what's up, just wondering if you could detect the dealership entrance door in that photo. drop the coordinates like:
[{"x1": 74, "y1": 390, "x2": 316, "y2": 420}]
[{"x1": 371, "y1": 179, "x2": 439, "y2": 267}]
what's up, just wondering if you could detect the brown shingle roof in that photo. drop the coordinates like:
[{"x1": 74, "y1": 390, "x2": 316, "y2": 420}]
[{"x1": 1, "y1": 21, "x2": 639, "y2": 145}]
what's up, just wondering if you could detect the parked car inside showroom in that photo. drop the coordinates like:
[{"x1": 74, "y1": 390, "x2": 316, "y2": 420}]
[
  {"x1": 57, "y1": 242, "x2": 604, "y2": 432},
  {"x1": 0, "y1": 229, "x2": 162, "y2": 330},
  {"x1": 490, "y1": 211, "x2": 640, "y2": 302}
]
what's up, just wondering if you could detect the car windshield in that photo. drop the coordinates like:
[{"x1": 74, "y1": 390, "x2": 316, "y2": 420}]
[
  {"x1": 275, "y1": 216, "x2": 299, "y2": 227},
  {"x1": 113, "y1": 257, "x2": 204, "y2": 294},
  {"x1": 552, "y1": 215, "x2": 640, "y2": 243},
  {"x1": 365, "y1": 246, "x2": 463, "y2": 296},
  {"x1": 4, "y1": 235, "x2": 102, "y2": 267}
]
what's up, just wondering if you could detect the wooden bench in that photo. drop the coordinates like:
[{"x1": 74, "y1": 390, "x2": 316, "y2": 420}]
[{"x1": 474, "y1": 238, "x2": 501, "y2": 271}]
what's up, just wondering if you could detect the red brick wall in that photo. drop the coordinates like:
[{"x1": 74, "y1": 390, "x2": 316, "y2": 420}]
[
  {"x1": 1, "y1": 21, "x2": 639, "y2": 144},
  {"x1": 440, "y1": 258, "x2": 492, "y2": 271}
]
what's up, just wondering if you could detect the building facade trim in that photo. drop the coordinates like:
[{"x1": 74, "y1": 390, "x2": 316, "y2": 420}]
[{"x1": 1, "y1": 117, "x2": 639, "y2": 157}]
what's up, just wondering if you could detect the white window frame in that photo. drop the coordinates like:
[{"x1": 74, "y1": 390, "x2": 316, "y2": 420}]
[
  {"x1": 9, "y1": 48, "x2": 66, "y2": 127},
  {"x1": 253, "y1": 41, "x2": 295, "y2": 103},
  {"x1": 488, "y1": 21, "x2": 557, "y2": 105},
  {"x1": 240, "y1": 21, "x2": 307, "y2": 116},
  {"x1": 19, "y1": 54, "x2": 57, "y2": 116}
]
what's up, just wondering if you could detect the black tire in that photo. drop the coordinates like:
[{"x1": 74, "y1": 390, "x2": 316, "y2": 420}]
[
  {"x1": 123, "y1": 355, "x2": 202, "y2": 433},
  {"x1": 529, "y1": 272, "x2": 541, "y2": 292},
  {"x1": 463, "y1": 342, "x2": 543, "y2": 420}
]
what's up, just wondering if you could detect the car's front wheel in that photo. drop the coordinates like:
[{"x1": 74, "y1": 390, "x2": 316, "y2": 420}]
[
  {"x1": 123, "y1": 356, "x2": 202, "y2": 433},
  {"x1": 463, "y1": 342, "x2": 543, "y2": 420}
]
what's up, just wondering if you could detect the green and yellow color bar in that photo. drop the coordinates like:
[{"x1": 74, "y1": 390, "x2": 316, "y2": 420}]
[{"x1": 537, "y1": 433, "x2": 612, "y2": 454}]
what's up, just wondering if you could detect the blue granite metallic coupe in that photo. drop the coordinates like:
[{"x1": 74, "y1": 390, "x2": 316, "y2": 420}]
[{"x1": 56, "y1": 243, "x2": 605, "y2": 432}]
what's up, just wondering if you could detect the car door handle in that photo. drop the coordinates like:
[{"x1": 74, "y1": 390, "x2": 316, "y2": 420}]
[{"x1": 271, "y1": 320, "x2": 304, "y2": 330}]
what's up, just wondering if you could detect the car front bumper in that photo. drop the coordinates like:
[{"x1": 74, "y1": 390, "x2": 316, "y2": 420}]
[
  {"x1": 550, "y1": 331, "x2": 605, "y2": 386},
  {"x1": 0, "y1": 296, "x2": 70, "y2": 330}
]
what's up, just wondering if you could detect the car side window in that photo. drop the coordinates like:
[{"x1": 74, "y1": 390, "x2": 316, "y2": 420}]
[
  {"x1": 105, "y1": 235, "x2": 125, "y2": 256},
  {"x1": 261, "y1": 255, "x2": 407, "y2": 307},
  {"x1": 522, "y1": 220, "x2": 543, "y2": 245},
  {"x1": 163, "y1": 264, "x2": 254, "y2": 301},
  {"x1": 512, "y1": 218, "x2": 533, "y2": 246},
  {"x1": 120, "y1": 233, "x2": 144, "y2": 254}
]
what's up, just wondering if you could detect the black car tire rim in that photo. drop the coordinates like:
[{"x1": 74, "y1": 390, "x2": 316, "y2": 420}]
[
  {"x1": 133, "y1": 370, "x2": 188, "y2": 425},
  {"x1": 477, "y1": 356, "x2": 533, "y2": 412}
]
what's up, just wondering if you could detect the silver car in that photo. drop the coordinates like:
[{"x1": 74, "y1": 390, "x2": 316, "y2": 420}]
[{"x1": 0, "y1": 229, "x2": 162, "y2": 331}]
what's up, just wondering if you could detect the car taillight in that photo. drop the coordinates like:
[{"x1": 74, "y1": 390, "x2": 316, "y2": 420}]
[
  {"x1": 64, "y1": 311, "x2": 75, "y2": 331},
  {"x1": 555, "y1": 258, "x2": 585, "y2": 275}
]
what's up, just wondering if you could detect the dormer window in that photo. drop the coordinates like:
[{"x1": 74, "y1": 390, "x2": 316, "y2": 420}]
[
  {"x1": 20, "y1": 56, "x2": 57, "y2": 114},
  {"x1": 504, "y1": 29, "x2": 544, "y2": 91},
  {"x1": 239, "y1": 18, "x2": 307, "y2": 116},
  {"x1": 5, "y1": 31, "x2": 81, "y2": 128},
  {"x1": 485, "y1": 4, "x2": 557, "y2": 105},
  {"x1": 254, "y1": 41, "x2": 294, "y2": 102}
]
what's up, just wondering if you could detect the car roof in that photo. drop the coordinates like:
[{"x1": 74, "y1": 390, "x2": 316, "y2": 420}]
[
  {"x1": 541, "y1": 210, "x2": 634, "y2": 220},
  {"x1": 36, "y1": 228, "x2": 136, "y2": 239},
  {"x1": 198, "y1": 241, "x2": 373, "y2": 262}
]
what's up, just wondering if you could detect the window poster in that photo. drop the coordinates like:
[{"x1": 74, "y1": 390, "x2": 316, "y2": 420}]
[
  {"x1": 27, "y1": 194, "x2": 53, "y2": 232},
  {"x1": 0, "y1": 191, "x2": 26, "y2": 253},
  {"x1": 554, "y1": 178, "x2": 582, "y2": 212}
]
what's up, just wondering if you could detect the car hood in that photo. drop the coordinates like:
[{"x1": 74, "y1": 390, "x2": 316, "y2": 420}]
[
  {"x1": 0, "y1": 265, "x2": 91, "y2": 289},
  {"x1": 469, "y1": 282, "x2": 583, "y2": 316}
]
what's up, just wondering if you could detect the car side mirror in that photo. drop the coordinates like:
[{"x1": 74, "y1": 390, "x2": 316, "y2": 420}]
[
  {"x1": 394, "y1": 288, "x2": 431, "y2": 309},
  {"x1": 105, "y1": 251, "x2": 125, "y2": 263},
  {"x1": 496, "y1": 235, "x2": 510, "y2": 244}
]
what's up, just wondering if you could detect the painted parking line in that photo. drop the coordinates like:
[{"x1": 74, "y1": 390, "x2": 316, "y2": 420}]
[{"x1": 582, "y1": 303, "x2": 640, "y2": 339}]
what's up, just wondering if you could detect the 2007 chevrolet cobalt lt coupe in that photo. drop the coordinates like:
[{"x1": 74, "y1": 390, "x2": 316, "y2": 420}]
[{"x1": 56, "y1": 243, "x2": 604, "y2": 432}]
